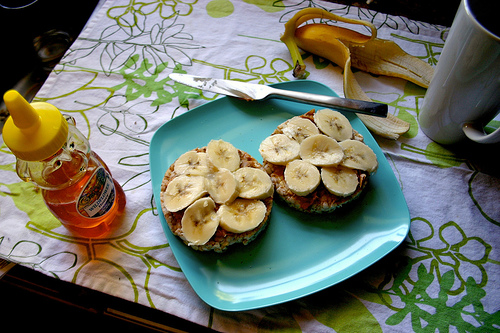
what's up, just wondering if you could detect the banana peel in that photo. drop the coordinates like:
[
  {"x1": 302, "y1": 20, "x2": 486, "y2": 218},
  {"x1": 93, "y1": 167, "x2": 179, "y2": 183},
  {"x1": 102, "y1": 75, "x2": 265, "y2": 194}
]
[
  {"x1": 346, "y1": 37, "x2": 434, "y2": 88},
  {"x1": 294, "y1": 23, "x2": 413, "y2": 140},
  {"x1": 280, "y1": 8, "x2": 434, "y2": 140},
  {"x1": 281, "y1": 8, "x2": 377, "y2": 79}
]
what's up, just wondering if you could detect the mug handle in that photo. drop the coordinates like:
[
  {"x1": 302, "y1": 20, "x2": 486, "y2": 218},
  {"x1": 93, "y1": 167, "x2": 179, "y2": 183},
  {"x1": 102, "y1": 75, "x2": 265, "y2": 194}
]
[{"x1": 463, "y1": 122, "x2": 500, "y2": 144}]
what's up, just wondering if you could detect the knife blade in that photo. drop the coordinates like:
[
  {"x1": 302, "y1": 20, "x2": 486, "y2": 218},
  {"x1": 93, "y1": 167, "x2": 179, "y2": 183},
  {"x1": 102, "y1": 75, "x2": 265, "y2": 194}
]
[{"x1": 169, "y1": 73, "x2": 387, "y2": 117}]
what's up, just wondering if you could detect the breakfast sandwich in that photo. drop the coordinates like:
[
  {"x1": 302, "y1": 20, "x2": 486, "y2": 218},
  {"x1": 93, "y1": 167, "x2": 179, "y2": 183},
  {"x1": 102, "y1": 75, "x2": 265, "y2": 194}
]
[
  {"x1": 160, "y1": 139, "x2": 273, "y2": 252},
  {"x1": 259, "y1": 109, "x2": 378, "y2": 213}
]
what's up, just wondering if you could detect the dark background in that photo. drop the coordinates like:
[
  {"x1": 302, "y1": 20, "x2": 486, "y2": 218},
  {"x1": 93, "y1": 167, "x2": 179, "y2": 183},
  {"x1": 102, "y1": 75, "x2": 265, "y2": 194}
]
[
  {"x1": 0, "y1": 0, "x2": 100, "y2": 99},
  {"x1": 330, "y1": 0, "x2": 460, "y2": 26}
]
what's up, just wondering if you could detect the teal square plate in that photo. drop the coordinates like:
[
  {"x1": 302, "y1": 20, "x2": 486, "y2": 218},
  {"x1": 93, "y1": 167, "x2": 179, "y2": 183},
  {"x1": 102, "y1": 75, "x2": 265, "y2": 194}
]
[{"x1": 150, "y1": 80, "x2": 410, "y2": 311}]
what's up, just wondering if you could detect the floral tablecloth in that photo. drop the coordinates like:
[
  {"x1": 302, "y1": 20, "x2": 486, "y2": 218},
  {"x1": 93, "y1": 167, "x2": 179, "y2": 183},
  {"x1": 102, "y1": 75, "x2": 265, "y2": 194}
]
[{"x1": 1, "y1": 0, "x2": 499, "y2": 331}]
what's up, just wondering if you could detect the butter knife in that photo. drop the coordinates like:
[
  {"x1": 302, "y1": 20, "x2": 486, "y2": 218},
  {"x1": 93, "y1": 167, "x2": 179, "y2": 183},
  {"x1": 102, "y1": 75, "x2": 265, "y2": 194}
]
[{"x1": 169, "y1": 73, "x2": 387, "y2": 117}]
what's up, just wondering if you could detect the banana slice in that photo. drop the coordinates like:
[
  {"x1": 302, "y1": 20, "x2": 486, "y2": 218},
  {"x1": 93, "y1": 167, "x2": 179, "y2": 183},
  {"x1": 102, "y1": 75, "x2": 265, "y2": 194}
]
[
  {"x1": 234, "y1": 167, "x2": 273, "y2": 199},
  {"x1": 206, "y1": 168, "x2": 240, "y2": 204},
  {"x1": 314, "y1": 108, "x2": 353, "y2": 142},
  {"x1": 206, "y1": 139, "x2": 241, "y2": 172},
  {"x1": 281, "y1": 116, "x2": 319, "y2": 143},
  {"x1": 174, "y1": 151, "x2": 209, "y2": 176},
  {"x1": 259, "y1": 134, "x2": 300, "y2": 165},
  {"x1": 321, "y1": 166, "x2": 359, "y2": 197},
  {"x1": 163, "y1": 175, "x2": 208, "y2": 212},
  {"x1": 284, "y1": 159, "x2": 321, "y2": 196},
  {"x1": 299, "y1": 134, "x2": 344, "y2": 166},
  {"x1": 339, "y1": 139, "x2": 378, "y2": 173},
  {"x1": 218, "y1": 198, "x2": 267, "y2": 233},
  {"x1": 181, "y1": 197, "x2": 219, "y2": 246}
]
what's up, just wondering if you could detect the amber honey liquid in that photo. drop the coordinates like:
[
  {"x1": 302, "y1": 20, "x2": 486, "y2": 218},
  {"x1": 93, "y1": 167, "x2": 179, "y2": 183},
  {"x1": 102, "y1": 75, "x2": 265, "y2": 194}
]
[{"x1": 42, "y1": 152, "x2": 126, "y2": 238}]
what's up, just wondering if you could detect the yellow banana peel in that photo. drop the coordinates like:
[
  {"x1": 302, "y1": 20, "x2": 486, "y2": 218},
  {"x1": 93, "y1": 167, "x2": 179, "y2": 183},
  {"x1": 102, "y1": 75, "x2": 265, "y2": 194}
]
[
  {"x1": 280, "y1": 8, "x2": 434, "y2": 139},
  {"x1": 346, "y1": 37, "x2": 434, "y2": 88},
  {"x1": 281, "y1": 8, "x2": 376, "y2": 79}
]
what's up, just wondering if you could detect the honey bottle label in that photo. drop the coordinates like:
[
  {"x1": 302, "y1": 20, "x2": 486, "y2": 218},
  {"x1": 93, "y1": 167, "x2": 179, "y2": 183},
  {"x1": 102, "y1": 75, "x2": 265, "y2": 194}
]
[{"x1": 77, "y1": 167, "x2": 116, "y2": 218}]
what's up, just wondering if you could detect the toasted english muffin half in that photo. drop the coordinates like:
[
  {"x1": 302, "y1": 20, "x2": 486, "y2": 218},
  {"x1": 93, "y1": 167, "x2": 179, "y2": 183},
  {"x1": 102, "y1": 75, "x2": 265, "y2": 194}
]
[
  {"x1": 160, "y1": 146, "x2": 273, "y2": 253},
  {"x1": 260, "y1": 109, "x2": 375, "y2": 214}
]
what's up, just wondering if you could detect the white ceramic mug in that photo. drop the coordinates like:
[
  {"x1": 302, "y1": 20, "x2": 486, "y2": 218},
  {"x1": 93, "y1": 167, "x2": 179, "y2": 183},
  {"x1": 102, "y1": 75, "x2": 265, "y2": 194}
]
[{"x1": 418, "y1": 0, "x2": 500, "y2": 145}]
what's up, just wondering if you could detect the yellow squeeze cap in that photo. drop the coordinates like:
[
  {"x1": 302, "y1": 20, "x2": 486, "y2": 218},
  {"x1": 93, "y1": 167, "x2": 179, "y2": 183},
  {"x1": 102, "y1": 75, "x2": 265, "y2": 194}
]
[{"x1": 2, "y1": 90, "x2": 68, "y2": 161}]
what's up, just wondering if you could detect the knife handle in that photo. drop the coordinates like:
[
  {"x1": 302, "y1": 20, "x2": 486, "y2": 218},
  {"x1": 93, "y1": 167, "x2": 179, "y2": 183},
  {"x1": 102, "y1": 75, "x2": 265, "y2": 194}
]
[{"x1": 270, "y1": 88, "x2": 388, "y2": 117}]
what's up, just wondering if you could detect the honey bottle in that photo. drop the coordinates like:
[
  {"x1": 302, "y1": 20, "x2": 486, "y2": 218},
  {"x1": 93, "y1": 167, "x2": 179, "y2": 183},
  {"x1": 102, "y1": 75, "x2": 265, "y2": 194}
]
[{"x1": 2, "y1": 90, "x2": 126, "y2": 237}]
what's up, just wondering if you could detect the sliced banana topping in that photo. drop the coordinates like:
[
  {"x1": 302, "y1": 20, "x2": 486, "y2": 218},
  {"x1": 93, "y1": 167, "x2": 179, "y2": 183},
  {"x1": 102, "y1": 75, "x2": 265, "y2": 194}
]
[
  {"x1": 314, "y1": 108, "x2": 353, "y2": 142},
  {"x1": 284, "y1": 160, "x2": 321, "y2": 196},
  {"x1": 281, "y1": 116, "x2": 320, "y2": 143},
  {"x1": 206, "y1": 168, "x2": 240, "y2": 204},
  {"x1": 181, "y1": 197, "x2": 220, "y2": 246},
  {"x1": 259, "y1": 110, "x2": 378, "y2": 203},
  {"x1": 321, "y1": 166, "x2": 359, "y2": 197},
  {"x1": 339, "y1": 139, "x2": 378, "y2": 173},
  {"x1": 218, "y1": 198, "x2": 267, "y2": 233},
  {"x1": 259, "y1": 134, "x2": 300, "y2": 165},
  {"x1": 174, "y1": 151, "x2": 209, "y2": 176},
  {"x1": 163, "y1": 140, "x2": 274, "y2": 249},
  {"x1": 299, "y1": 134, "x2": 344, "y2": 167},
  {"x1": 234, "y1": 167, "x2": 274, "y2": 200},
  {"x1": 206, "y1": 139, "x2": 240, "y2": 172},
  {"x1": 163, "y1": 175, "x2": 208, "y2": 212}
]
